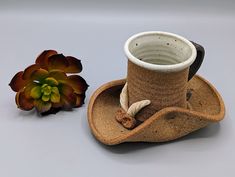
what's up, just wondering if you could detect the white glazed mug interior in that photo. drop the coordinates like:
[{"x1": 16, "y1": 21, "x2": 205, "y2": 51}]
[{"x1": 124, "y1": 31, "x2": 197, "y2": 72}]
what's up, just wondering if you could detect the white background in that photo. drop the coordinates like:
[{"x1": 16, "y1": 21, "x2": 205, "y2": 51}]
[{"x1": 0, "y1": 0, "x2": 234, "y2": 177}]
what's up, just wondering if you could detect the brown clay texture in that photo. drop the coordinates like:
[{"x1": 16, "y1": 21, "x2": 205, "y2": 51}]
[
  {"x1": 127, "y1": 61, "x2": 189, "y2": 122},
  {"x1": 88, "y1": 75, "x2": 225, "y2": 145}
]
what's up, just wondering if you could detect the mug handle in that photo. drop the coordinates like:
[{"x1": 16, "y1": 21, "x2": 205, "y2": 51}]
[{"x1": 188, "y1": 41, "x2": 205, "y2": 81}]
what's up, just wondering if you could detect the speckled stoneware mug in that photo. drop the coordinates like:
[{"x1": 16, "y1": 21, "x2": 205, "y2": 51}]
[{"x1": 124, "y1": 31, "x2": 205, "y2": 122}]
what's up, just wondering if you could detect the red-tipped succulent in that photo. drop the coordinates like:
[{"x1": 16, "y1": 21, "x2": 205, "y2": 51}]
[{"x1": 9, "y1": 50, "x2": 88, "y2": 114}]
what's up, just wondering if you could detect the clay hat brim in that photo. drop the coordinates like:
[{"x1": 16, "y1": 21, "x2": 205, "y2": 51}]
[{"x1": 88, "y1": 75, "x2": 225, "y2": 145}]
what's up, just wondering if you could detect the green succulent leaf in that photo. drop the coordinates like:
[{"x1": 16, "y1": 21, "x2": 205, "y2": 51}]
[
  {"x1": 44, "y1": 77, "x2": 58, "y2": 86},
  {"x1": 51, "y1": 87, "x2": 59, "y2": 94},
  {"x1": 50, "y1": 93, "x2": 60, "y2": 103},
  {"x1": 10, "y1": 50, "x2": 87, "y2": 115},
  {"x1": 41, "y1": 84, "x2": 51, "y2": 95},
  {"x1": 42, "y1": 94, "x2": 50, "y2": 102},
  {"x1": 30, "y1": 86, "x2": 42, "y2": 99}
]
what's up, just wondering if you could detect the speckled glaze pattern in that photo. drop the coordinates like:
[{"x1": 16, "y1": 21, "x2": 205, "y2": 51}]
[
  {"x1": 127, "y1": 61, "x2": 189, "y2": 122},
  {"x1": 87, "y1": 31, "x2": 224, "y2": 145},
  {"x1": 87, "y1": 75, "x2": 225, "y2": 145},
  {"x1": 125, "y1": 31, "x2": 201, "y2": 122},
  {"x1": 124, "y1": 31, "x2": 197, "y2": 72}
]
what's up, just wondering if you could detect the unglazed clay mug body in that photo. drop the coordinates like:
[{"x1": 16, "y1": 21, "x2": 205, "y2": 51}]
[{"x1": 124, "y1": 31, "x2": 205, "y2": 122}]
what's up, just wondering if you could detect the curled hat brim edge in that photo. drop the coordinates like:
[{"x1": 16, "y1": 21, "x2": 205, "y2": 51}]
[{"x1": 88, "y1": 75, "x2": 225, "y2": 145}]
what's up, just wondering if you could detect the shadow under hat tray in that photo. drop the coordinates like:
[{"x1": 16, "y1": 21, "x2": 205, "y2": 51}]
[{"x1": 88, "y1": 75, "x2": 225, "y2": 145}]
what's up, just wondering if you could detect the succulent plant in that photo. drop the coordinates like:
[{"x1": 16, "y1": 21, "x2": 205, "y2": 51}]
[{"x1": 9, "y1": 50, "x2": 88, "y2": 114}]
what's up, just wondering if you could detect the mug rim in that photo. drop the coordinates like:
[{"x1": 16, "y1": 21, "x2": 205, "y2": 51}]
[{"x1": 124, "y1": 31, "x2": 197, "y2": 72}]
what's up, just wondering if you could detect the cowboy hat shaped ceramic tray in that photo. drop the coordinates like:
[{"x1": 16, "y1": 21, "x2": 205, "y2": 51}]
[{"x1": 88, "y1": 31, "x2": 225, "y2": 145}]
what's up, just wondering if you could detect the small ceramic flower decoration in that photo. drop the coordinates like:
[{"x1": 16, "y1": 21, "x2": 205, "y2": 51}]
[{"x1": 9, "y1": 50, "x2": 88, "y2": 115}]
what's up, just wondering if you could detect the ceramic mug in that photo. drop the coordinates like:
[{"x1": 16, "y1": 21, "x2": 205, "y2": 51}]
[{"x1": 124, "y1": 31, "x2": 205, "y2": 122}]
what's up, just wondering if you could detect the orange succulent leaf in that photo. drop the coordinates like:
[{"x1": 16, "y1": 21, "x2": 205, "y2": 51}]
[
  {"x1": 22, "y1": 64, "x2": 41, "y2": 80},
  {"x1": 66, "y1": 75, "x2": 88, "y2": 94},
  {"x1": 30, "y1": 68, "x2": 49, "y2": 81},
  {"x1": 60, "y1": 94, "x2": 77, "y2": 110},
  {"x1": 9, "y1": 71, "x2": 29, "y2": 92},
  {"x1": 9, "y1": 50, "x2": 88, "y2": 115},
  {"x1": 48, "y1": 71, "x2": 68, "y2": 81},
  {"x1": 75, "y1": 93, "x2": 85, "y2": 107},
  {"x1": 15, "y1": 90, "x2": 34, "y2": 111},
  {"x1": 35, "y1": 50, "x2": 58, "y2": 69},
  {"x1": 34, "y1": 99, "x2": 52, "y2": 113},
  {"x1": 65, "y1": 56, "x2": 82, "y2": 73},
  {"x1": 48, "y1": 54, "x2": 69, "y2": 71},
  {"x1": 59, "y1": 83, "x2": 77, "y2": 108},
  {"x1": 24, "y1": 82, "x2": 40, "y2": 99}
]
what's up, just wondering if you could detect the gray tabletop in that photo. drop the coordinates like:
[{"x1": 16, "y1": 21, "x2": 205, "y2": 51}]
[{"x1": 0, "y1": 0, "x2": 234, "y2": 177}]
